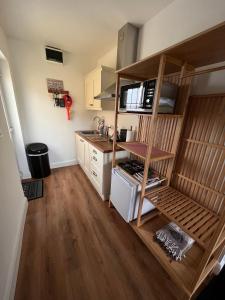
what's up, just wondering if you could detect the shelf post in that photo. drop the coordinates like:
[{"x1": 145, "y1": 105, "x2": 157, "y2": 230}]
[
  {"x1": 191, "y1": 204, "x2": 225, "y2": 291},
  {"x1": 109, "y1": 74, "x2": 120, "y2": 207},
  {"x1": 137, "y1": 54, "x2": 166, "y2": 227},
  {"x1": 112, "y1": 73, "x2": 120, "y2": 167},
  {"x1": 166, "y1": 62, "x2": 194, "y2": 185},
  {"x1": 169, "y1": 63, "x2": 194, "y2": 185}
]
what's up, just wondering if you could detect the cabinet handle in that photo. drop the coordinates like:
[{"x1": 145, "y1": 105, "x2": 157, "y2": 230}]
[
  {"x1": 93, "y1": 156, "x2": 97, "y2": 161},
  {"x1": 92, "y1": 171, "x2": 97, "y2": 177},
  {"x1": 90, "y1": 104, "x2": 93, "y2": 106},
  {"x1": 93, "y1": 149, "x2": 97, "y2": 154}
]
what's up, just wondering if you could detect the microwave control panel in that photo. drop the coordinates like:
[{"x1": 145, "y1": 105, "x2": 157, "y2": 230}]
[{"x1": 143, "y1": 79, "x2": 156, "y2": 109}]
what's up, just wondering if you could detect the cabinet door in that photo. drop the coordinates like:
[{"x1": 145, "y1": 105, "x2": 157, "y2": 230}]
[
  {"x1": 85, "y1": 75, "x2": 94, "y2": 108},
  {"x1": 92, "y1": 69, "x2": 102, "y2": 109},
  {"x1": 84, "y1": 142, "x2": 90, "y2": 174},
  {"x1": 76, "y1": 136, "x2": 85, "y2": 167}
]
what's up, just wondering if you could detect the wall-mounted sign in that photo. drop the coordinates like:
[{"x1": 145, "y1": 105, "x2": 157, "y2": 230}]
[{"x1": 47, "y1": 78, "x2": 64, "y2": 93}]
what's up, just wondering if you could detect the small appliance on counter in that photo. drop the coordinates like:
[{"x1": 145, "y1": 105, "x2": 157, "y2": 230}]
[
  {"x1": 109, "y1": 128, "x2": 136, "y2": 143},
  {"x1": 119, "y1": 79, "x2": 177, "y2": 114}
]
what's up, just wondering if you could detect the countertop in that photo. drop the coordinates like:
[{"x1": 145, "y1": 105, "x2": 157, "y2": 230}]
[{"x1": 75, "y1": 131, "x2": 123, "y2": 153}]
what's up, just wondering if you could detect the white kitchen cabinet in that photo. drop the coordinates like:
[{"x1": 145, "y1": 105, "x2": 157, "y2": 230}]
[
  {"x1": 76, "y1": 135, "x2": 86, "y2": 167},
  {"x1": 84, "y1": 66, "x2": 115, "y2": 110},
  {"x1": 75, "y1": 133, "x2": 128, "y2": 200}
]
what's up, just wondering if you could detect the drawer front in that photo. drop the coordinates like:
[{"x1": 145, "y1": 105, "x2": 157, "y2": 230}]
[
  {"x1": 89, "y1": 145, "x2": 103, "y2": 167},
  {"x1": 90, "y1": 163, "x2": 102, "y2": 187}
]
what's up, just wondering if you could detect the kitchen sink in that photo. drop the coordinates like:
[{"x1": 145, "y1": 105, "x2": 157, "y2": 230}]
[
  {"x1": 87, "y1": 136, "x2": 108, "y2": 142},
  {"x1": 79, "y1": 130, "x2": 109, "y2": 142},
  {"x1": 80, "y1": 130, "x2": 97, "y2": 135}
]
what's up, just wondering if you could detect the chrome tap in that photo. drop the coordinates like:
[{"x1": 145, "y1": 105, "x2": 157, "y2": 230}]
[{"x1": 93, "y1": 116, "x2": 105, "y2": 135}]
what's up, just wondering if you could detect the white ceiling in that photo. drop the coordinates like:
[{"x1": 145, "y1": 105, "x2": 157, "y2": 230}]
[{"x1": 0, "y1": 0, "x2": 174, "y2": 58}]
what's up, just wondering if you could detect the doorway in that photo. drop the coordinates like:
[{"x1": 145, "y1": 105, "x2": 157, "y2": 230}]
[{"x1": 0, "y1": 53, "x2": 30, "y2": 178}]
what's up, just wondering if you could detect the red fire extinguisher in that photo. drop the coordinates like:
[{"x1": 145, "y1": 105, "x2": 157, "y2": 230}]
[{"x1": 63, "y1": 94, "x2": 73, "y2": 120}]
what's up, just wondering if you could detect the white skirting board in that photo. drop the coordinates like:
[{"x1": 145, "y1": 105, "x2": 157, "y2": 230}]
[
  {"x1": 50, "y1": 159, "x2": 77, "y2": 169},
  {"x1": 21, "y1": 159, "x2": 77, "y2": 180},
  {"x1": 4, "y1": 197, "x2": 28, "y2": 300}
]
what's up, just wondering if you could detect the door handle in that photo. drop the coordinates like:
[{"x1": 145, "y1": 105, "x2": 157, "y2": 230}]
[{"x1": 0, "y1": 131, "x2": 3, "y2": 139}]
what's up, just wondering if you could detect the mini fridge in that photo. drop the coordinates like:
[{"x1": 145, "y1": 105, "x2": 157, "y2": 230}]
[{"x1": 110, "y1": 168, "x2": 155, "y2": 222}]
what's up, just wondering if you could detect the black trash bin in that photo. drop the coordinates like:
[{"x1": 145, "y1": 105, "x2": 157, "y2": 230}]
[{"x1": 26, "y1": 143, "x2": 51, "y2": 179}]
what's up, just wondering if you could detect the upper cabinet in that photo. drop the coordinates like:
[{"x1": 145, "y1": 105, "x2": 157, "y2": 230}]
[{"x1": 85, "y1": 66, "x2": 115, "y2": 110}]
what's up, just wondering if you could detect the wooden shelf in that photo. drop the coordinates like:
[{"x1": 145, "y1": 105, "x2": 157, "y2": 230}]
[
  {"x1": 144, "y1": 186, "x2": 220, "y2": 249},
  {"x1": 117, "y1": 142, "x2": 175, "y2": 161},
  {"x1": 131, "y1": 213, "x2": 209, "y2": 297},
  {"x1": 118, "y1": 112, "x2": 184, "y2": 118},
  {"x1": 117, "y1": 22, "x2": 225, "y2": 79}
]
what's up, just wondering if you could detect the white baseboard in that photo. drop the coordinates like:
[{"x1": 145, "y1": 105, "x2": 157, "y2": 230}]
[
  {"x1": 4, "y1": 197, "x2": 28, "y2": 300},
  {"x1": 21, "y1": 160, "x2": 77, "y2": 179},
  {"x1": 51, "y1": 159, "x2": 77, "y2": 169}
]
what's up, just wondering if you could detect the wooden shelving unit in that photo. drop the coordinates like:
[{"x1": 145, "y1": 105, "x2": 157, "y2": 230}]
[{"x1": 110, "y1": 21, "x2": 225, "y2": 300}]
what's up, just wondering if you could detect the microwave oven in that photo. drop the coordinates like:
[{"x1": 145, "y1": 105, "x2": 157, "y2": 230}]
[{"x1": 119, "y1": 79, "x2": 178, "y2": 114}]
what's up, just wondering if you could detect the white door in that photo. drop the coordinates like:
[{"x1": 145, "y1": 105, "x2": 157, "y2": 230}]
[
  {"x1": 0, "y1": 81, "x2": 22, "y2": 177},
  {"x1": 0, "y1": 81, "x2": 13, "y2": 140},
  {"x1": 0, "y1": 93, "x2": 27, "y2": 300}
]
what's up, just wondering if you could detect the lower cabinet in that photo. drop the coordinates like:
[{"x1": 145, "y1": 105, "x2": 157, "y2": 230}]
[{"x1": 75, "y1": 134, "x2": 127, "y2": 200}]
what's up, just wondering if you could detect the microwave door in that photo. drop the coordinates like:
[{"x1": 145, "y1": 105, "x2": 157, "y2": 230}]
[
  {"x1": 126, "y1": 89, "x2": 133, "y2": 110},
  {"x1": 138, "y1": 85, "x2": 144, "y2": 108}
]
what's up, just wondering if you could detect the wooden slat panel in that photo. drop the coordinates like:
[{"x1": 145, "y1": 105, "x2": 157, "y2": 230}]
[
  {"x1": 172, "y1": 94, "x2": 225, "y2": 215},
  {"x1": 145, "y1": 186, "x2": 220, "y2": 248}
]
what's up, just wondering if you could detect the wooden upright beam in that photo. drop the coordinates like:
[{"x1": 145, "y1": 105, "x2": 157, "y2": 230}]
[
  {"x1": 109, "y1": 74, "x2": 121, "y2": 207},
  {"x1": 112, "y1": 74, "x2": 120, "y2": 168},
  {"x1": 192, "y1": 204, "x2": 225, "y2": 291},
  {"x1": 137, "y1": 54, "x2": 166, "y2": 227}
]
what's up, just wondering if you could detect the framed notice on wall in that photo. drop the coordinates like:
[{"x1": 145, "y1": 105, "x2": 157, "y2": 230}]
[{"x1": 47, "y1": 78, "x2": 64, "y2": 93}]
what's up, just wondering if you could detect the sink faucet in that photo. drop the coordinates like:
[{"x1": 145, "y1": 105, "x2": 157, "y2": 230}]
[{"x1": 93, "y1": 116, "x2": 105, "y2": 135}]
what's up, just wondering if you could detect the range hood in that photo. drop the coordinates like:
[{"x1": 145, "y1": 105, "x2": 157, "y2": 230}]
[
  {"x1": 94, "y1": 82, "x2": 116, "y2": 100},
  {"x1": 94, "y1": 80, "x2": 129, "y2": 101},
  {"x1": 95, "y1": 23, "x2": 139, "y2": 101},
  {"x1": 94, "y1": 80, "x2": 132, "y2": 100}
]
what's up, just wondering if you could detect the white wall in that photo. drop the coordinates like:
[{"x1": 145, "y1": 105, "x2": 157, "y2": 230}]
[
  {"x1": 138, "y1": 0, "x2": 225, "y2": 60},
  {"x1": 0, "y1": 26, "x2": 28, "y2": 300},
  {"x1": 8, "y1": 38, "x2": 96, "y2": 169},
  {"x1": 138, "y1": 0, "x2": 225, "y2": 94}
]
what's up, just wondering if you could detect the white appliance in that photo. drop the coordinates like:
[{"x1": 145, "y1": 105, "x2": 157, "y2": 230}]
[{"x1": 110, "y1": 168, "x2": 155, "y2": 222}]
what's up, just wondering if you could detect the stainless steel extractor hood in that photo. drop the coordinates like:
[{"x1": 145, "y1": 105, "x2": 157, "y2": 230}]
[
  {"x1": 95, "y1": 23, "x2": 139, "y2": 101},
  {"x1": 94, "y1": 82, "x2": 116, "y2": 100},
  {"x1": 94, "y1": 80, "x2": 132, "y2": 100}
]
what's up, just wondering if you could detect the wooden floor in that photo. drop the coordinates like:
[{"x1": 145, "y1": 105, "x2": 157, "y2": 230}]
[{"x1": 15, "y1": 165, "x2": 183, "y2": 300}]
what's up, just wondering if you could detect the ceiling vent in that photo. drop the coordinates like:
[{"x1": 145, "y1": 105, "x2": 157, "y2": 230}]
[{"x1": 45, "y1": 46, "x2": 63, "y2": 64}]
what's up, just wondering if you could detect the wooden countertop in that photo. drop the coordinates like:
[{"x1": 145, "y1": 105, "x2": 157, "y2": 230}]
[{"x1": 75, "y1": 131, "x2": 123, "y2": 153}]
